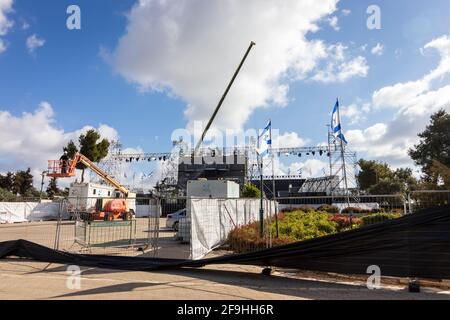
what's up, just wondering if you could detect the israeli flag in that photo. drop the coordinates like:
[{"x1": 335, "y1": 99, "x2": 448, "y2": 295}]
[
  {"x1": 257, "y1": 120, "x2": 271, "y2": 158},
  {"x1": 331, "y1": 99, "x2": 348, "y2": 145}
]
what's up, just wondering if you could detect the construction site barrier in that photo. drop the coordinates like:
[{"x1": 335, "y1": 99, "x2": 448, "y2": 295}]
[{"x1": 2, "y1": 204, "x2": 450, "y2": 280}]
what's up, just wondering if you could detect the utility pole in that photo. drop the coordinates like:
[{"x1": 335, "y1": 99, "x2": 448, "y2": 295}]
[{"x1": 39, "y1": 170, "x2": 48, "y2": 202}]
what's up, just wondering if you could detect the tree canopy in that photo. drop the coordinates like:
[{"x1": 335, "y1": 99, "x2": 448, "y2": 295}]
[
  {"x1": 357, "y1": 159, "x2": 417, "y2": 194},
  {"x1": 408, "y1": 109, "x2": 450, "y2": 188},
  {"x1": 46, "y1": 177, "x2": 66, "y2": 198},
  {"x1": 0, "y1": 169, "x2": 40, "y2": 200},
  {"x1": 63, "y1": 129, "x2": 110, "y2": 182}
]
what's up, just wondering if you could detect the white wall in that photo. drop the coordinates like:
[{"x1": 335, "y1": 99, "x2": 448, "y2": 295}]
[{"x1": 0, "y1": 202, "x2": 61, "y2": 223}]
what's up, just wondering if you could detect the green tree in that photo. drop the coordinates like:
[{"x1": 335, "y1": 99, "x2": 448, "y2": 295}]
[
  {"x1": 393, "y1": 167, "x2": 418, "y2": 191},
  {"x1": 0, "y1": 187, "x2": 16, "y2": 201},
  {"x1": 64, "y1": 130, "x2": 110, "y2": 182},
  {"x1": 0, "y1": 171, "x2": 14, "y2": 191},
  {"x1": 242, "y1": 183, "x2": 262, "y2": 198},
  {"x1": 367, "y1": 180, "x2": 403, "y2": 195},
  {"x1": 46, "y1": 177, "x2": 61, "y2": 198},
  {"x1": 358, "y1": 159, "x2": 417, "y2": 194},
  {"x1": 12, "y1": 168, "x2": 34, "y2": 196},
  {"x1": 408, "y1": 109, "x2": 450, "y2": 187},
  {"x1": 64, "y1": 140, "x2": 78, "y2": 159},
  {"x1": 419, "y1": 160, "x2": 450, "y2": 189},
  {"x1": 357, "y1": 159, "x2": 393, "y2": 190}
]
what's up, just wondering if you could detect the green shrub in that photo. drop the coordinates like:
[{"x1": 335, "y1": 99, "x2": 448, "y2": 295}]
[
  {"x1": 361, "y1": 212, "x2": 401, "y2": 226},
  {"x1": 341, "y1": 206, "x2": 371, "y2": 214},
  {"x1": 228, "y1": 222, "x2": 291, "y2": 253},
  {"x1": 370, "y1": 208, "x2": 385, "y2": 214},
  {"x1": 241, "y1": 183, "x2": 261, "y2": 198},
  {"x1": 276, "y1": 210, "x2": 337, "y2": 241},
  {"x1": 228, "y1": 209, "x2": 338, "y2": 253},
  {"x1": 317, "y1": 204, "x2": 340, "y2": 214}
]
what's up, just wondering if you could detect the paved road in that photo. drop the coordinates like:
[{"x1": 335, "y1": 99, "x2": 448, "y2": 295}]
[{"x1": 1, "y1": 259, "x2": 449, "y2": 300}]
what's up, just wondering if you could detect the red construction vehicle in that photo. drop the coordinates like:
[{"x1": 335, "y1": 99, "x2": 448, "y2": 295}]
[{"x1": 47, "y1": 153, "x2": 135, "y2": 221}]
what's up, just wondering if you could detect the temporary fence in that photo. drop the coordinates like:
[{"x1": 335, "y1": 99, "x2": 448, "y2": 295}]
[
  {"x1": 276, "y1": 194, "x2": 407, "y2": 215},
  {"x1": 5, "y1": 204, "x2": 450, "y2": 280},
  {"x1": 0, "y1": 191, "x2": 449, "y2": 262},
  {"x1": 409, "y1": 190, "x2": 450, "y2": 213},
  {"x1": 188, "y1": 198, "x2": 277, "y2": 259},
  {"x1": 0, "y1": 200, "x2": 61, "y2": 223}
]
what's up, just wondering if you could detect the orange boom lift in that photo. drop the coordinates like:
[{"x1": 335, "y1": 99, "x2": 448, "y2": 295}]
[{"x1": 47, "y1": 153, "x2": 133, "y2": 221}]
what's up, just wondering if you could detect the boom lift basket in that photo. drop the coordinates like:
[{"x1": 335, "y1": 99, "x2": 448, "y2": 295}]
[{"x1": 47, "y1": 160, "x2": 77, "y2": 177}]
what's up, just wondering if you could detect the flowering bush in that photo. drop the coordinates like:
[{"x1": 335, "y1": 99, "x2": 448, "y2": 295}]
[
  {"x1": 317, "y1": 204, "x2": 340, "y2": 214},
  {"x1": 328, "y1": 214, "x2": 362, "y2": 232},
  {"x1": 228, "y1": 210, "x2": 337, "y2": 253}
]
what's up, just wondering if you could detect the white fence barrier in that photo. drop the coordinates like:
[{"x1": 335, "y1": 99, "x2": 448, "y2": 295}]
[
  {"x1": 0, "y1": 202, "x2": 60, "y2": 223},
  {"x1": 189, "y1": 198, "x2": 276, "y2": 260}
]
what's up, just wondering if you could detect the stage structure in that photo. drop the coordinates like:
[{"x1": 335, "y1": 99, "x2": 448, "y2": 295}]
[
  {"x1": 104, "y1": 141, "x2": 359, "y2": 197},
  {"x1": 327, "y1": 125, "x2": 360, "y2": 198}
]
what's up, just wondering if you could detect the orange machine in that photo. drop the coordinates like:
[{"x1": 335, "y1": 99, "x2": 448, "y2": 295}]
[{"x1": 48, "y1": 153, "x2": 134, "y2": 221}]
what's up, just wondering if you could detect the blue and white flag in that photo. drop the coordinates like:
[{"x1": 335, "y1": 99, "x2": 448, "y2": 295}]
[
  {"x1": 331, "y1": 99, "x2": 348, "y2": 145},
  {"x1": 257, "y1": 120, "x2": 271, "y2": 158}
]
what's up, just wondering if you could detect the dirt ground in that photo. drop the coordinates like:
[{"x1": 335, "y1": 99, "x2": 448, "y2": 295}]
[{"x1": 1, "y1": 259, "x2": 449, "y2": 300}]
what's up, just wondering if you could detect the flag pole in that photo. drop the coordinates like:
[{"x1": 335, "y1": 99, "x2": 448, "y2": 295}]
[
  {"x1": 269, "y1": 119, "x2": 278, "y2": 238},
  {"x1": 336, "y1": 98, "x2": 350, "y2": 206},
  {"x1": 259, "y1": 147, "x2": 264, "y2": 239}
]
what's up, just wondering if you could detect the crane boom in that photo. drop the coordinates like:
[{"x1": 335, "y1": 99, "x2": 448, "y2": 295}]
[
  {"x1": 74, "y1": 153, "x2": 130, "y2": 196},
  {"x1": 194, "y1": 41, "x2": 255, "y2": 153}
]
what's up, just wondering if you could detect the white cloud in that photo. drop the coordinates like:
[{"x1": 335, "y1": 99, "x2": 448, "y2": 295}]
[
  {"x1": 373, "y1": 35, "x2": 450, "y2": 110},
  {"x1": 0, "y1": 0, "x2": 13, "y2": 54},
  {"x1": 341, "y1": 9, "x2": 351, "y2": 16},
  {"x1": 273, "y1": 131, "x2": 309, "y2": 148},
  {"x1": 0, "y1": 38, "x2": 6, "y2": 53},
  {"x1": 107, "y1": 0, "x2": 369, "y2": 131},
  {"x1": 313, "y1": 55, "x2": 368, "y2": 83},
  {"x1": 371, "y1": 43, "x2": 384, "y2": 56},
  {"x1": 339, "y1": 102, "x2": 370, "y2": 124},
  {"x1": 328, "y1": 16, "x2": 339, "y2": 31},
  {"x1": 0, "y1": 102, "x2": 119, "y2": 184},
  {"x1": 311, "y1": 43, "x2": 368, "y2": 83},
  {"x1": 347, "y1": 34, "x2": 450, "y2": 167},
  {"x1": 26, "y1": 34, "x2": 45, "y2": 53},
  {"x1": 284, "y1": 159, "x2": 329, "y2": 178}
]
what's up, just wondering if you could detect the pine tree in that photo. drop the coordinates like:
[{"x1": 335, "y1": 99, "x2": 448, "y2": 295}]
[{"x1": 63, "y1": 130, "x2": 110, "y2": 182}]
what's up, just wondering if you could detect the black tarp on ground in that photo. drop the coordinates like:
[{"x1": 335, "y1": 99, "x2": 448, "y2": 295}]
[{"x1": 1, "y1": 205, "x2": 450, "y2": 279}]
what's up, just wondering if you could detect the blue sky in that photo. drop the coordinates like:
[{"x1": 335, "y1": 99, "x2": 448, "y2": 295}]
[{"x1": 1, "y1": 0, "x2": 450, "y2": 184}]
